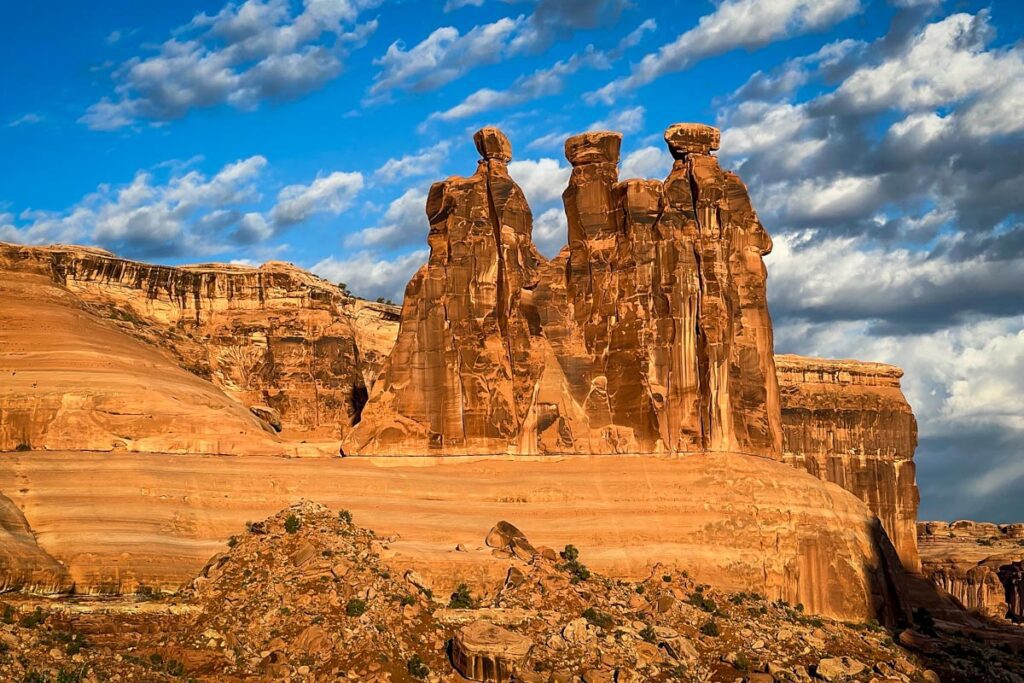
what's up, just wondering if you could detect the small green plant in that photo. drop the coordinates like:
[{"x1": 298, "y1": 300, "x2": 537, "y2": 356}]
[
  {"x1": 338, "y1": 509, "x2": 353, "y2": 525},
  {"x1": 64, "y1": 633, "x2": 89, "y2": 656},
  {"x1": 635, "y1": 584, "x2": 645, "y2": 594},
  {"x1": 399, "y1": 594, "x2": 416, "y2": 607},
  {"x1": 449, "y1": 583, "x2": 474, "y2": 609},
  {"x1": 733, "y1": 653, "x2": 751, "y2": 672},
  {"x1": 406, "y1": 654, "x2": 429, "y2": 679},
  {"x1": 699, "y1": 620, "x2": 720, "y2": 637},
  {"x1": 559, "y1": 545, "x2": 591, "y2": 584},
  {"x1": 1, "y1": 603, "x2": 14, "y2": 624},
  {"x1": 23, "y1": 672, "x2": 46, "y2": 683},
  {"x1": 795, "y1": 602, "x2": 805, "y2": 612},
  {"x1": 688, "y1": 592, "x2": 717, "y2": 613},
  {"x1": 662, "y1": 574, "x2": 672, "y2": 583},
  {"x1": 19, "y1": 607, "x2": 45, "y2": 629},
  {"x1": 346, "y1": 598, "x2": 368, "y2": 617},
  {"x1": 582, "y1": 607, "x2": 614, "y2": 630},
  {"x1": 284, "y1": 513, "x2": 301, "y2": 534},
  {"x1": 226, "y1": 536, "x2": 238, "y2": 548},
  {"x1": 15, "y1": 442, "x2": 31, "y2": 452},
  {"x1": 639, "y1": 624, "x2": 657, "y2": 644}
]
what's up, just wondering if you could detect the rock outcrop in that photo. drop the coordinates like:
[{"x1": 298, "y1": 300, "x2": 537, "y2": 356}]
[
  {"x1": 0, "y1": 246, "x2": 296, "y2": 455},
  {"x1": 918, "y1": 520, "x2": 1024, "y2": 621},
  {"x1": 452, "y1": 620, "x2": 532, "y2": 682},
  {"x1": 0, "y1": 449, "x2": 908, "y2": 622},
  {"x1": 346, "y1": 124, "x2": 782, "y2": 457},
  {"x1": 0, "y1": 492, "x2": 72, "y2": 594},
  {"x1": 777, "y1": 356, "x2": 920, "y2": 570},
  {"x1": 0, "y1": 242, "x2": 398, "y2": 447}
]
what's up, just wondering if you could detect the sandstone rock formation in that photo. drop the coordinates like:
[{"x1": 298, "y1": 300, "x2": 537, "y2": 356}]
[
  {"x1": 452, "y1": 620, "x2": 532, "y2": 682},
  {"x1": 0, "y1": 246, "x2": 294, "y2": 455},
  {"x1": 918, "y1": 520, "x2": 1024, "y2": 621},
  {"x1": 343, "y1": 127, "x2": 545, "y2": 455},
  {"x1": 0, "y1": 449, "x2": 907, "y2": 622},
  {"x1": 0, "y1": 242, "x2": 398, "y2": 449},
  {"x1": 346, "y1": 124, "x2": 782, "y2": 457},
  {"x1": 0, "y1": 492, "x2": 72, "y2": 595},
  {"x1": 777, "y1": 355, "x2": 920, "y2": 570}
]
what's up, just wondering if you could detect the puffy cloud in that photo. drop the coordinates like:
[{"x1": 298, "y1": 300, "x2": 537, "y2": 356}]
[
  {"x1": 532, "y1": 206, "x2": 567, "y2": 257},
  {"x1": 374, "y1": 143, "x2": 451, "y2": 184},
  {"x1": 589, "y1": 105, "x2": 645, "y2": 134},
  {"x1": 426, "y1": 20, "x2": 655, "y2": 123},
  {"x1": 590, "y1": 0, "x2": 861, "y2": 103},
  {"x1": 620, "y1": 145, "x2": 671, "y2": 179},
  {"x1": 345, "y1": 187, "x2": 427, "y2": 249},
  {"x1": 2, "y1": 155, "x2": 363, "y2": 258},
  {"x1": 508, "y1": 158, "x2": 570, "y2": 207},
  {"x1": 82, "y1": 0, "x2": 378, "y2": 130},
  {"x1": 372, "y1": 0, "x2": 633, "y2": 101},
  {"x1": 311, "y1": 249, "x2": 428, "y2": 301}
]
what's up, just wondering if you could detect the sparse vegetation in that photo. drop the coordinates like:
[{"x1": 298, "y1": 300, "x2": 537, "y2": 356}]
[
  {"x1": 14, "y1": 442, "x2": 31, "y2": 452},
  {"x1": 345, "y1": 598, "x2": 368, "y2": 617},
  {"x1": 284, "y1": 513, "x2": 301, "y2": 534},
  {"x1": 449, "y1": 583, "x2": 474, "y2": 609},
  {"x1": 582, "y1": 607, "x2": 614, "y2": 630},
  {"x1": 639, "y1": 623, "x2": 657, "y2": 644},
  {"x1": 688, "y1": 591, "x2": 717, "y2": 613},
  {"x1": 406, "y1": 654, "x2": 429, "y2": 679},
  {"x1": 338, "y1": 509, "x2": 353, "y2": 525},
  {"x1": 559, "y1": 544, "x2": 591, "y2": 584},
  {"x1": 699, "y1": 619, "x2": 720, "y2": 637}
]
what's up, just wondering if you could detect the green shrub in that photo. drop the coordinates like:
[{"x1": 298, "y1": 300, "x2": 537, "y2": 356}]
[
  {"x1": 284, "y1": 514, "x2": 300, "y2": 534},
  {"x1": 560, "y1": 545, "x2": 580, "y2": 562},
  {"x1": 399, "y1": 594, "x2": 416, "y2": 607},
  {"x1": 639, "y1": 624, "x2": 657, "y2": 644},
  {"x1": 406, "y1": 654, "x2": 429, "y2": 679},
  {"x1": 687, "y1": 592, "x2": 717, "y2": 613},
  {"x1": 346, "y1": 598, "x2": 368, "y2": 617},
  {"x1": 582, "y1": 607, "x2": 614, "y2": 630},
  {"x1": 338, "y1": 509, "x2": 353, "y2": 525},
  {"x1": 635, "y1": 584, "x2": 645, "y2": 594},
  {"x1": 449, "y1": 584, "x2": 473, "y2": 609},
  {"x1": 559, "y1": 545, "x2": 591, "y2": 584},
  {"x1": 19, "y1": 607, "x2": 45, "y2": 629},
  {"x1": 699, "y1": 620, "x2": 720, "y2": 637},
  {"x1": 733, "y1": 653, "x2": 751, "y2": 672},
  {"x1": 1, "y1": 603, "x2": 14, "y2": 624},
  {"x1": 226, "y1": 536, "x2": 238, "y2": 548}
]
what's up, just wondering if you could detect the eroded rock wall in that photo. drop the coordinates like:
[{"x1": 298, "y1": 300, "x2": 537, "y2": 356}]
[
  {"x1": 0, "y1": 492, "x2": 72, "y2": 595},
  {"x1": 0, "y1": 242, "x2": 399, "y2": 443},
  {"x1": 776, "y1": 355, "x2": 920, "y2": 571},
  {"x1": 348, "y1": 124, "x2": 783, "y2": 457},
  {"x1": 918, "y1": 521, "x2": 1024, "y2": 621}
]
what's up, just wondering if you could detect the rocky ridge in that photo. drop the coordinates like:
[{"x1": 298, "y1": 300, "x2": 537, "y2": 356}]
[
  {"x1": 918, "y1": 520, "x2": 1024, "y2": 622},
  {"x1": 6, "y1": 504, "x2": 1015, "y2": 683}
]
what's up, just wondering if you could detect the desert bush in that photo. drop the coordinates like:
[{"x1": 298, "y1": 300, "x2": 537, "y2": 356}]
[
  {"x1": 700, "y1": 620, "x2": 720, "y2": 637},
  {"x1": 449, "y1": 584, "x2": 473, "y2": 609},
  {"x1": 346, "y1": 598, "x2": 368, "y2": 617},
  {"x1": 582, "y1": 607, "x2": 614, "y2": 630},
  {"x1": 284, "y1": 514, "x2": 300, "y2": 534},
  {"x1": 406, "y1": 654, "x2": 429, "y2": 679}
]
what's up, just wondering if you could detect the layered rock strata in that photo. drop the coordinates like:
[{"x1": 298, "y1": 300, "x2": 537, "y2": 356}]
[
  {"x1": 0, "y1": 247, "x2": 294, "y2": 455},
  {"x1": 346, "y1": 124, "x2": 782, "y2": 457},
  {"x1": 0, "y1": 242, "x2": 399, "y2": 445},
  {"x1": 918, "y1": 521, "x2": 1024, "y2": 621},
  {"x1": 0, "y1": 492, "x2": 72, "y2": 594},
  {"x1": 0, "y1": 450, "x2": 907, "y2": 623},
  {"x1": 777, "y1": 355, "x2": 920, "y2": 571}
]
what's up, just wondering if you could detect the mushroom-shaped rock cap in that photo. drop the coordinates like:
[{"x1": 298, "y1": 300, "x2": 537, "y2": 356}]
[
  {"x1": 474, "y1": 127, "x2": 513, "y2": 162},
  {"x1": 664, "y1": 123, "x2": 721, "y2": 158},
  {"x1": 565, "y1": 131, "x2": 622, "y2": 166}
]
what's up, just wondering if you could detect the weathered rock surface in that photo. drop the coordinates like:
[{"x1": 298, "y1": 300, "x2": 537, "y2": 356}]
[
  {"x1": 777, "y1": 355, "x2": 920, "y2": 570},
  {"x1": 0, "y1": 242, "x2": 399, "y2": 448},
  {"x1": 452, "y1": 620, "x2": 532, "y2": 682},
  {"x1": 347, "y1": 124, "x2": 782, "y2": 457},
  {"x1": 0, "y1": 246, "x2": 295, "y2": 455},
  {"x1": 0, "y1": 492, "x2": 72, "y2": 595},
  {"x1": 918, "y1": 520, "x2": 1024, "y2": 621},
  {"x1": 344, "y1": 127, "x2": 545, "y2": 455},
  {"x1": 0, "y1": 450, "x2": 907, "y2": 622}
]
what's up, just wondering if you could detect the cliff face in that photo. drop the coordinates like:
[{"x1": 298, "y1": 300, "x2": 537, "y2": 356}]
[
  {"x1": 0, "y1": 492, "x2": 72, "y2": 595},
  {"x1": 0, "y1": 241, "x2": 399, "y2": 446},
  {"x1": 346, "y1": 124, "x2": 782, "y2": 457},
  {"x1": 776, "y1": 355, "x2": 921, "y2": 571},
  {"x1": 918, "y1": 520, "x2": 1024, "y2": 622},
  {"x1": 0, "y1": 245, "x2": 298, "y2": 455}
]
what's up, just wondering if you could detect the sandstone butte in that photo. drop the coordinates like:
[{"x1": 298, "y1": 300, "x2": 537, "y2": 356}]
[{"x1": 6, "y1": 121, "x2": 1010, "y2": 631}]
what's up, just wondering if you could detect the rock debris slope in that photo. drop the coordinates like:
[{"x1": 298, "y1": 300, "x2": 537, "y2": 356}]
[{"x1": 345, "y1": 124, "x2": 782, "y2": 457}]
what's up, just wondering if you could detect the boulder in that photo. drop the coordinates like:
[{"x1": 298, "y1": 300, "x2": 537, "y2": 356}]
[{"x1": 451, "y1": 620, "x2": 532, "y2": 682}]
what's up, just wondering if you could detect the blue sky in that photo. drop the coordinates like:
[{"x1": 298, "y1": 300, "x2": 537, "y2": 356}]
[{"x1": 1, "y1": 0, "x2": 1023, "y2": 521}]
